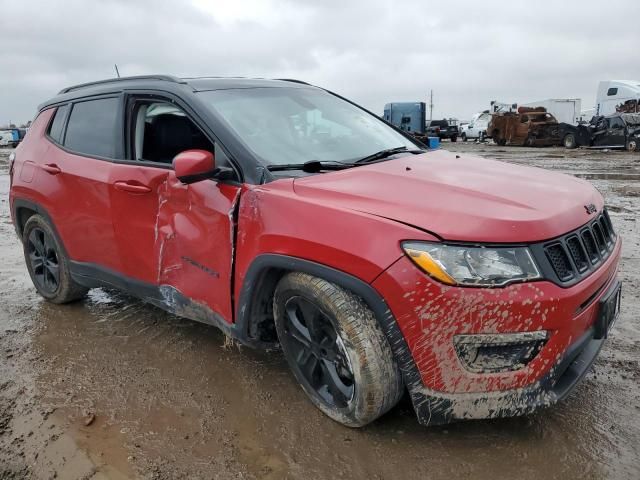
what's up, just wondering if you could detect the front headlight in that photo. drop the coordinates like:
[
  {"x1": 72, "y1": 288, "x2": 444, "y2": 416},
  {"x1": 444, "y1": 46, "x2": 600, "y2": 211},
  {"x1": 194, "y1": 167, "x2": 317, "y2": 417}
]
[{"x1": 402, "y1": 242, "x2": 541, "y2": 287}]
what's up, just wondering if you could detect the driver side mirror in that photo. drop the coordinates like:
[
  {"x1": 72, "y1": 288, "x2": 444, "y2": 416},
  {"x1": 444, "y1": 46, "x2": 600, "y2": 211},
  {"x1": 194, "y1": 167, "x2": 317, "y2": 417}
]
[{"x1": 172, "y1": 149, "x2": 234, "y2": 184}]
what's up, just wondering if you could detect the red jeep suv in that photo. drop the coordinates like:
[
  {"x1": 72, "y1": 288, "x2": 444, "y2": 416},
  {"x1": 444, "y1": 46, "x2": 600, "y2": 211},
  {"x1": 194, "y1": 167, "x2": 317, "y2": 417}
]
[{"x1": 9, "y1": 76, "x2": 622, "y2": 427}]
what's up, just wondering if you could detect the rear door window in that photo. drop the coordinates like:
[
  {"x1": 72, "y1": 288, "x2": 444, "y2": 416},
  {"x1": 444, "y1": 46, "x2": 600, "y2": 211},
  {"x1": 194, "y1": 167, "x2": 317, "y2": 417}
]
[
  {"x1": 47, "y1": 104, "x2": 69, "y2": 143},
  {"x1": 64, "y1": 97, "x2": 119, "y2": 158}
]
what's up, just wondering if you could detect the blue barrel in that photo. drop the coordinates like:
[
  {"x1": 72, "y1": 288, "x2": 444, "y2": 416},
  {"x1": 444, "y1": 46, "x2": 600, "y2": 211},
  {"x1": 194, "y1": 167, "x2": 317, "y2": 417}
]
[{"x1": 427, "y1": 137, "x2": 440, "y2": 149}]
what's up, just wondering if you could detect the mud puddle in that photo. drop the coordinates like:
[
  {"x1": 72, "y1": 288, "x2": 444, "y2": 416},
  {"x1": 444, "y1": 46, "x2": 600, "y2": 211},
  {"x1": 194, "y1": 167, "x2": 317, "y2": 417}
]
[{"x1": 1, "y1": 146, "x2": 640, "y2": 479}]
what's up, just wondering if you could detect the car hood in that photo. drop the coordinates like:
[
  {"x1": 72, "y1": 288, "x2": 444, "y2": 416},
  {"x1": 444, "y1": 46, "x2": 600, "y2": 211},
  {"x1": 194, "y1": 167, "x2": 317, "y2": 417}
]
[{"x1": 292, "y1": 150, "x2": 603, "y2": 243}]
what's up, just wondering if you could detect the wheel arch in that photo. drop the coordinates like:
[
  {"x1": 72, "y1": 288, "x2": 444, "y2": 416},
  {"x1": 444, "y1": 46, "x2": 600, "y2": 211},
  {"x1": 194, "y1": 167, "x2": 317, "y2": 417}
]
[
  {"x1": 235, "y1": 254, "x2": 426, "y2": 406},
  {"x1": 12, "y1": 199, "x2": 68, "y2": 256},
  {"x1": 236, "y1": 255, "x2": 391, "y2": 343}
]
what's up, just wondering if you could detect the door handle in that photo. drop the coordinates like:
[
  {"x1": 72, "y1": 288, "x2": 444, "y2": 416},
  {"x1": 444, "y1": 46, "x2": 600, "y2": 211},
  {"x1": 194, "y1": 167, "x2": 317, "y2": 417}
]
[
  {"x1": 42, "y1": 163, "x2": 61, "y2": 175},
  {"x1": 114, "y1": 181, "x2": 152, "y2": 194}
]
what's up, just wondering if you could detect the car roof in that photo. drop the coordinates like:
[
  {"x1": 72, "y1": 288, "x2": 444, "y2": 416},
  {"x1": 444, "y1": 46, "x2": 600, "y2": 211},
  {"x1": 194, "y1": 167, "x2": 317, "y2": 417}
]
[{"x1": 39, "y1": 75, "x2": 314, "y2": 110}]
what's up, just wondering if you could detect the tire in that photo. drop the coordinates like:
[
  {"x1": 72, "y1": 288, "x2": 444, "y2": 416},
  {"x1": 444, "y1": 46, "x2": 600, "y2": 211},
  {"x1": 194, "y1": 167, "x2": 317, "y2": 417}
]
[
  {"x1": 451, "y1": 136, "x2": 458, "y2": 143},
  {"x1": 626, "y1": 139, "x2": 638, "y2": 152},
  {"x1": 461, "y1": 133, "x2": 467, "y2": 142},
  {"x1": 273, "y1": 272, "x2": 403, "y2": 427},
  {"x1": 564, "y1": 133, "x2": 577, "y2": 149},
  {"x1": 525, "y1": 136, "x2": 535, "y2": 147},
  {"x1": 22, "y1": 214, "x2": 88, "y2": 304}
]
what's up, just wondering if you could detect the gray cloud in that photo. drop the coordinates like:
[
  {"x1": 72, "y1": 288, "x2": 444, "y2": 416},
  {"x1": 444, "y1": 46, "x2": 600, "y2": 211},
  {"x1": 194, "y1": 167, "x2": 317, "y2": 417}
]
[{"x1": 1, "y1": 0, "x2": 639, "y2": 124}]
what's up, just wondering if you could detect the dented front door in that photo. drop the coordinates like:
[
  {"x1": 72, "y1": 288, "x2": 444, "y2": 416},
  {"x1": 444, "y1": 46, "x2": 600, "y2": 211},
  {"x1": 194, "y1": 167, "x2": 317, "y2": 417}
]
[{"x1": 153, "y1": 173, "x2": 240, "y2": 324}]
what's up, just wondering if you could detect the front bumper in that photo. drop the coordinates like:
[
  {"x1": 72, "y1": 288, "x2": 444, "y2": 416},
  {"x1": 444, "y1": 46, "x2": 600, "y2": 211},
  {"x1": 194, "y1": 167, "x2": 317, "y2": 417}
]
[
  {"x1": 410, "y1": 316, "x2": 610, "y2": 425},
  {"x1": 372, "y1": 238, "x2": 622, "y2": 425}
]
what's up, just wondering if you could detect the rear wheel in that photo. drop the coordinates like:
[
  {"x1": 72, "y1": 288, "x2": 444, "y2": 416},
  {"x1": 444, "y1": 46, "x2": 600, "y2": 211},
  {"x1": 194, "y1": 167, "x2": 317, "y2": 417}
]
[
  {"x1": 451, "y1": 135, "x2": 458, "y2": 142},
  {"x1": 564, "y1": 133, "x2": 577, "y2": 149},
  {"x1": 273, "y1": 272, "x2": 403, "y2": 427},
  {"x1": 493, "y1": 131, "x2": 506, "y2": 146},
  {"x1": 22, "y1": 215, "x2": 88, "y2": 304}
]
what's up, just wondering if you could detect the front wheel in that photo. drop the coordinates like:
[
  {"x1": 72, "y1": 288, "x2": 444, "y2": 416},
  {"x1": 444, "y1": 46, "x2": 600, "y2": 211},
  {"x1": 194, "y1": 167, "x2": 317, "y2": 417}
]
[
  {"x1": 626, "y1": 139, "x2": 638, "y2": 152},
  {"x1": 461, "y1": 133, "x2": 467, "y2": 142},
  {"x1": 22, "y1": 215, "x2": 88, "y2": 304},
  {"x1": 273, "y1": 272, "x2": 403, "y2": 427}
]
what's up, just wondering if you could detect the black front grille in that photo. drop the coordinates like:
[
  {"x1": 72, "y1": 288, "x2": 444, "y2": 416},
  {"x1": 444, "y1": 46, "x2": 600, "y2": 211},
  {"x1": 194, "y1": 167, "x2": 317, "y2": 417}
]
[
  {"x1": 581, "y1": 229, "x2": 599, "y2": 263},
  {"x1": 545, "y1": 243, "x2": 574, "y2": 281},
  {"x1": 540, "y1": 209, "x2": 616, "y2": 285},
  {"x1": 566, "y1": 235, "x2": 589, "y2": 272}
]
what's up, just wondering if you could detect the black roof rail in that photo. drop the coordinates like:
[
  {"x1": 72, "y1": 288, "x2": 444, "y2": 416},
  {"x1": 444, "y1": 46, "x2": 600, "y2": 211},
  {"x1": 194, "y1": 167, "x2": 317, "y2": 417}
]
[
  {"x1": 58, "y1": 75, "x2": 186, "y2": 94},
  {"x1": 275, "y1": 78, "x2": 311, "y2": 85}
]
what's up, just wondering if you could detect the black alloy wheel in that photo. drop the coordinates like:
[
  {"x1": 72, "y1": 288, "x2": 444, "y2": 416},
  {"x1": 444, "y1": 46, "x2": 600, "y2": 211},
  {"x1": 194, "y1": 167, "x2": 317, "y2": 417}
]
[
  {"x1": 27, "y1": 227, "x2": 60, "y2": 294},
  {"x1": 281, "y1": 295, "x2": 355, "y2": 408},
  {"x1": 22, "y1": 214, "x2": 88, "y2": 303},
  {"x1": 273, "y1": 272, "x2": 403, "y2": 427}
]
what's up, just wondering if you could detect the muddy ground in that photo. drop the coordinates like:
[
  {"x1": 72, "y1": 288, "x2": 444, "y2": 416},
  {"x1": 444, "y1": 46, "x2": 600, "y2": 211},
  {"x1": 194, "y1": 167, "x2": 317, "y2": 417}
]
[{"x1": 0, "y1": 143, "x2": 639, "y2": 479}]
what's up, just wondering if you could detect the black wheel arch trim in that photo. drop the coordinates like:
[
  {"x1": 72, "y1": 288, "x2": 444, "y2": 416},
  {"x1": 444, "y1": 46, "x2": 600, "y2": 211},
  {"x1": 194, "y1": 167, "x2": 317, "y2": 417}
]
[{"x1": 11, "y1": 198, "x2": 70, "y2": 257}]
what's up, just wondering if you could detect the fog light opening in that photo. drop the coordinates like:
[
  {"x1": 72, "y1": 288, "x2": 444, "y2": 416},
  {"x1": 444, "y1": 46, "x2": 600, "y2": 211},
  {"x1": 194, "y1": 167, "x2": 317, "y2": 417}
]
[{"x1": 454, "y1": 331, "x2": 548, "y2": 373}]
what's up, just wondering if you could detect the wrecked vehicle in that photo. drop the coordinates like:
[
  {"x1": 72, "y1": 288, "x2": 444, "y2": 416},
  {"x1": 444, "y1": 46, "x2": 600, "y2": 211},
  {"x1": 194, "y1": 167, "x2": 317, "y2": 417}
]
[
  {"x1": 9, "y1": 76, "x2": 622, "y2": 427},
  {"x1": 562, "y1": 113, "x2": 640, "y2": 151},
  {"x1": 616, "y1": 99, "x2": 639, "y2": 114},
  {"x1": 489, "y1": 106, "x2": 564, "y2": 147}
]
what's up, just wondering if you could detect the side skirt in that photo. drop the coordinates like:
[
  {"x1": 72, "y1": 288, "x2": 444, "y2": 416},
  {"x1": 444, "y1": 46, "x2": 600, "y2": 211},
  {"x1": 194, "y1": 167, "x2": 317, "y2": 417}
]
[{"x1": 69, "y1": 261, "x2": 267, "y2": 348}]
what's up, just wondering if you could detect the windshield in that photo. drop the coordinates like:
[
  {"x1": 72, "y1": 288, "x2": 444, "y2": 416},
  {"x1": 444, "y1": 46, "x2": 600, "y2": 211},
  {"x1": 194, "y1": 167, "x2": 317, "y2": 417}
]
[{"x1": 197, "y1": 87, "x2": 418, "y2": 166}]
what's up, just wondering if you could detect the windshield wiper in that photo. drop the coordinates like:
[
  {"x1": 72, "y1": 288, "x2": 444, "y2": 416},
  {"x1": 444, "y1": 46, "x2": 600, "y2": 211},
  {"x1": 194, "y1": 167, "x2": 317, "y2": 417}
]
[
  {"x1": 355, "y1": 146, "x2": 423, "y2": 164},
  {"x1": 266, "y1": 160, "x2": 357, "y2": 173}
]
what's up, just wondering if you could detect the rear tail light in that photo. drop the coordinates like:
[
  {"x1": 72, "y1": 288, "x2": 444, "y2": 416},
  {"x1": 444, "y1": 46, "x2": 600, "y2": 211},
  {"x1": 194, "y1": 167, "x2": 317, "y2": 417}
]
[{"x1": 453, "y1": 331, "x2": 548, "y2": 373}]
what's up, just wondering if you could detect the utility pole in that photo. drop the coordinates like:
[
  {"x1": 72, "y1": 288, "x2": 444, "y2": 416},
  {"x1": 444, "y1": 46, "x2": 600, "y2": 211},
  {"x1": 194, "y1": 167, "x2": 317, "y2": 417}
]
[{"x1": 429, "y1": 90, "x2": 433, "y2": 121}]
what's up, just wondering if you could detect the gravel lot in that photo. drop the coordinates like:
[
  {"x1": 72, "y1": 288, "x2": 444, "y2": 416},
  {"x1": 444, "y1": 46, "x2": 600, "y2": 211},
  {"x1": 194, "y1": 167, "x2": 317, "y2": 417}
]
[{"x1": 1, "y1": 143, "x2": 639, "y2": 479}]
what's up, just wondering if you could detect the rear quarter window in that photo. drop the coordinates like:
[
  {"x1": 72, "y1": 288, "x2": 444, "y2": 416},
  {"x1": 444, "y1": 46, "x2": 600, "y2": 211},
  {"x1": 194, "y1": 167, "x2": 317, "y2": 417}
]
[
  {"x1": 46, "y1": 104, "x2": 69, "y2": 143},
  {"x1": 64, "y1": 97, "x2": 119, "y2": 158}
]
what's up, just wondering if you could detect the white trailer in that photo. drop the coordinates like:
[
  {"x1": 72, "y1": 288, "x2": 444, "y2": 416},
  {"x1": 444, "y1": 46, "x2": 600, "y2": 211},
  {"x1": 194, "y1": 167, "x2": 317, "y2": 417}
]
[
  {"x1": 521, "y1": 99, "x2": 582, "y2": 124},
  {"x1": 595, "y1": 80, "x2": 640, "y2": 116}
]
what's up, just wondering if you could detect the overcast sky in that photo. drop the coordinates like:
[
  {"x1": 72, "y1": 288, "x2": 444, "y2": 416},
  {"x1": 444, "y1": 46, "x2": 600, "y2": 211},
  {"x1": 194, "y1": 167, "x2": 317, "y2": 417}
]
[{"x1": 1, "y1": 0, "x2": 639, "y2": 125}]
